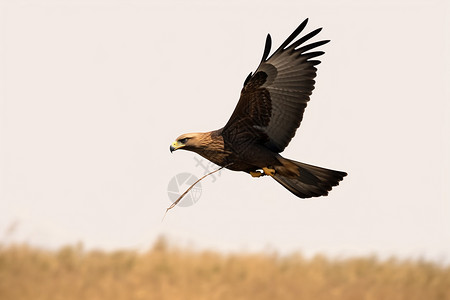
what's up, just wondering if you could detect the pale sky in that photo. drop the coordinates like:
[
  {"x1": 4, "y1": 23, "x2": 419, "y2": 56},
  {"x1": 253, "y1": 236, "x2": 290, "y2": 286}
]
[{"x1": 1, "y1": 0, "x2": 449, "y2": 262}]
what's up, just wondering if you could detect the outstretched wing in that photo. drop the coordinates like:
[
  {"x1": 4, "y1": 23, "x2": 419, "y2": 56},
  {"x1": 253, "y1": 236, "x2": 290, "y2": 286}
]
[{"x1": 222, "y1": 19, "x2": 329, "y2": 153}]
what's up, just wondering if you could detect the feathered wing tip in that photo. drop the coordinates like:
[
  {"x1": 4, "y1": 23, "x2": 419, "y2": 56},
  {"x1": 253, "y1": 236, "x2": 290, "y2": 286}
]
[
  {"x1": 275, "y1": 18, "x2": 309, "y2": 52},
  {"x1": 260, "y1": 34, "x2": 272, "y2": 63},
  {"x1": 261, "y1": 18, "x2": 330, "y2": 63},
  {"x1": 273, "y1": 159, "x2": 347, "y2": 198}
]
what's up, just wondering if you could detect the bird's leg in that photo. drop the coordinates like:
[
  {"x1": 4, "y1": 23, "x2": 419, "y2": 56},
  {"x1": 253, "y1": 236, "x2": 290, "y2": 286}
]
[
  {"x1": 262, "y1": 167, "x2": 276, "y2": 176},
  {"x1": 250, "y1": 170, "x2": 264, "y2": 177}
]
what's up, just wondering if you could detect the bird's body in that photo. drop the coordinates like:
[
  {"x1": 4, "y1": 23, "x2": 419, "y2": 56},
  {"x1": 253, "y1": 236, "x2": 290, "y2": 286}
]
[{"x1": 171, "y1": 19, "x2": 347, "y2": 198}]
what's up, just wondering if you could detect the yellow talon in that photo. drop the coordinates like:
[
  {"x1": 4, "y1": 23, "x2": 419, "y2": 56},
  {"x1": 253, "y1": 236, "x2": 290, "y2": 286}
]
[
  {"x1": 250, "y1": 171, "x2": 263, "y2": 177},
  {"x1": 263, "y1": 167, "x2": 276, "y2": 176}
]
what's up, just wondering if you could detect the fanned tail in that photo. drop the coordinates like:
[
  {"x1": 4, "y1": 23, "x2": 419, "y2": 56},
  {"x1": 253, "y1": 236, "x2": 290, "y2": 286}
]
[{"x1": 273, "y1": 158, "x2": 347, "y2": 198}]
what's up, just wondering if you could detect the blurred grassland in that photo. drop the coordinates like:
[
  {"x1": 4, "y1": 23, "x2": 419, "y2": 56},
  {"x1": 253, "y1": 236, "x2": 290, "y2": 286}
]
[{"x1": 1, "y1": 237, "x2": 449, "y2": 300}]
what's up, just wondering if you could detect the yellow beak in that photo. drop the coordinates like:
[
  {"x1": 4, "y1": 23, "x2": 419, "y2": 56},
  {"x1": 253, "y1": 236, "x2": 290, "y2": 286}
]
[{"x1": 170, "y1": 140, "x2": 185, "y2": 153}]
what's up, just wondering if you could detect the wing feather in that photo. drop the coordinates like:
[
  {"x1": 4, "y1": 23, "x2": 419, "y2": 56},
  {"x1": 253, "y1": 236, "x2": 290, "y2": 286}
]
[{"x1": 222, "y1": 19, "x2": 329, "y2": 153}]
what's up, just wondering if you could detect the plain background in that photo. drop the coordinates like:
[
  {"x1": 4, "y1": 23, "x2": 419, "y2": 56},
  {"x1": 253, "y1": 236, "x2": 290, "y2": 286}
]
[{"x1": 1, "y1": 0, "x2": 449, "y2": 262}]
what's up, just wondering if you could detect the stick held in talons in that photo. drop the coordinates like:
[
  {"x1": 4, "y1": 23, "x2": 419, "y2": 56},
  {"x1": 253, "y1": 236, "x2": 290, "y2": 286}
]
[{"x1": 162, "y1": 163, "x2": 232, "y2": 220}]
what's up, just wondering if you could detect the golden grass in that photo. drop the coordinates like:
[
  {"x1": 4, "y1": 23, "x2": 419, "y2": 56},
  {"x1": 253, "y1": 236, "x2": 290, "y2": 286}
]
[{"x1": 1, "y1": 237, "x2": 449, "y2": 300}]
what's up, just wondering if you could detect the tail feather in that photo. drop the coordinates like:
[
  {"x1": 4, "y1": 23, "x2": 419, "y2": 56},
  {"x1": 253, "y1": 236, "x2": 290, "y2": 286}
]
[{"x1": 273, "y1": 158, "x2": 347, "y2": 198}]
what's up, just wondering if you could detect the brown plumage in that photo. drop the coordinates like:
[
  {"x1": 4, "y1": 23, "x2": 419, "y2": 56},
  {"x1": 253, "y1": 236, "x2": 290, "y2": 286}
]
[{"x1": 170, "y1": 19, "x2": 347, "y2": 198}]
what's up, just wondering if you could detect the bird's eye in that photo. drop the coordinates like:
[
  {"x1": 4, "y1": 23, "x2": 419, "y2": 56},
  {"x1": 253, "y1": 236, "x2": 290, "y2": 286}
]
[{"x1": 179, "y1": 138, "x2": 188, "y2": 144}]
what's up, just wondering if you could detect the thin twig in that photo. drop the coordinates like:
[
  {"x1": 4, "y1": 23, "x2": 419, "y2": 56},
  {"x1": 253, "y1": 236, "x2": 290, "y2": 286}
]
[{"x1": 162, "y1": 163, "x2": 232, "y2": 221}]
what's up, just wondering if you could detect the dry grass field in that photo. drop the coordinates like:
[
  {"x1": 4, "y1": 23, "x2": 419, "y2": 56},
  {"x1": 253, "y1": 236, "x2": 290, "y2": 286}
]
[{"x1": 1, "y1": 237, "x2": 449, "y2": 300}]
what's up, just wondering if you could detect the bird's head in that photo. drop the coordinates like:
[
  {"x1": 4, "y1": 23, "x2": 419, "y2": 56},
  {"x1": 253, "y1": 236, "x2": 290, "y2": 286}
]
[{"x1": 170, "y1": 133, "x2": 204, "y2": 153}]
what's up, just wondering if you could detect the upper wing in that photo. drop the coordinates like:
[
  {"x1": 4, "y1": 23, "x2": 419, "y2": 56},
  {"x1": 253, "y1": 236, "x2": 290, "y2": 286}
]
[{"x1": 222, "y1": 19, "x2": 329, "y2": 153}]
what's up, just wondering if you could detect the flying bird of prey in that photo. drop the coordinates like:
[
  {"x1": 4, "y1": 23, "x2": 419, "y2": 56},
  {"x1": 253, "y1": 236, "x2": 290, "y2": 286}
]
[{"x1": 170, "y1": 19, "x2": 347, "y2": 198}]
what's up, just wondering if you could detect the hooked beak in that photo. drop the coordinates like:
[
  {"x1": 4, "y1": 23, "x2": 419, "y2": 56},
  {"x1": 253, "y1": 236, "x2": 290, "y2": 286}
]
[{"x1": 170, "y1": 140, "x2": 185, "y2": 153}]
